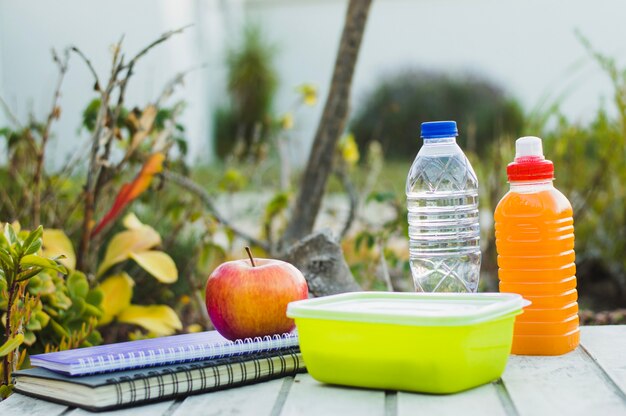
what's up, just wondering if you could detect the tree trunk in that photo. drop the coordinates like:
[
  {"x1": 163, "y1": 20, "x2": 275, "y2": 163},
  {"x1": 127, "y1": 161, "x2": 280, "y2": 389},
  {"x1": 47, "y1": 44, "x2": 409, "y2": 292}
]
[{"x1": 281, "y1": 0, "x2": 373, "y2": 247}]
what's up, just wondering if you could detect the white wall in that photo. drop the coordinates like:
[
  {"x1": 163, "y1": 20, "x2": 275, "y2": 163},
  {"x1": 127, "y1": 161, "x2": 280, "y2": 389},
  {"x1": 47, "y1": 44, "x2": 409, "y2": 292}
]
[
  {"x1": 0, "y1": 0, "x2": 212, "y2": 166},
  {"x1": 246, "y1": 0, "x2": 626, "y2": 162},
  {"x1": 1, "y1": 0, "x2": 624, "y2": 167}
]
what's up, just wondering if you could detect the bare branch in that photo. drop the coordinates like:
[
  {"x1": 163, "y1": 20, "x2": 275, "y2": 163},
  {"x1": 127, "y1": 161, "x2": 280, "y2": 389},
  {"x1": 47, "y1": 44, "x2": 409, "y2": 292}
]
[
  {"x1": 156, "y1": 63, "x2": 206, "y2": 108},
  {"x1": 76, "y1": 27, "x2": 190, "y2": 272},
  {"x1": 378, "y1": 241, "x2": 394, "y2": 291},
  {"x1": 162, "y1": 170, "x2": 271, "y2": 253},
  {"x1": 0, "y1": 186, "x2": 17, "y2": 219},
  {"x1": 32, "y1": 48, "x2": 70, "y2": 227},
  {"x1": 77, "y1": 37, "x2": 125, "y2": 272},
  {"x1": 335, "y1": 164, "x2": 359, "y2": 239},
  {"x1": 92, "y1": 26, "x2": 192, "y2": 204},
  {"x1": 0, "y1": 95, "x2": 23, "y2": 129},
  {"x1": 70, "y1": 46, "x2": 101, "y2": 92},
  {"x1": 123, "y1": 25, "x2": 193, "y2": 72}
]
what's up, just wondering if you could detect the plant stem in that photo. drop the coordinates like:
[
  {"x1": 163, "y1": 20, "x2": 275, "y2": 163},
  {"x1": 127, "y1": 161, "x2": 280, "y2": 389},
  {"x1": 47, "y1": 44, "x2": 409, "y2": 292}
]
[
  {"x1": 2, "y1": 281, "x2": 16, "y2": 386},
  {"x1": 76, "y1": 43, "x2": 121, "y2": 273},
  {"x1": 162, "y1": 170, "x2": 271, "y2": 253},
  {"x1": 245, "y1": 247, "x2": 256, "y2": 267},
  {"x1": 32, "y1": 49, "x2": 69, "y2": 228}
]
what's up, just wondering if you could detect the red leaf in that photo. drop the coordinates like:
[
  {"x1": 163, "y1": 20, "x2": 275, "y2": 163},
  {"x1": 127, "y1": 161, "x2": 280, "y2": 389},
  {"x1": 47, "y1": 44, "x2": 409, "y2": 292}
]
[{"x1": 91, "y1": 153, "x2": 165, "y2": 237}]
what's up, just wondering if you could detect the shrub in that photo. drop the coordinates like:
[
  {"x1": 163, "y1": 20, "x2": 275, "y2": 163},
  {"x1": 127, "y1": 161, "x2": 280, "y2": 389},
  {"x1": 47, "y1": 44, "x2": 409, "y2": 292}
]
[
  {"x1": 475, "y1": 38, "x2": 626, "y2": 307},
  {"x1": 350, "y1": 70, "x2": 524, "y2": 159},
  {"x1": 214, "y1": 25, "x2": 278, "y2": 159}
]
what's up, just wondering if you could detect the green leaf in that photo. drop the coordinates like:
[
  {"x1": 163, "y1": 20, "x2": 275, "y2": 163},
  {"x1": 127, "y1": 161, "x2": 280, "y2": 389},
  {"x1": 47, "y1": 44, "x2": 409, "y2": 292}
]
[
  {"x1": 83, "y1": 303, "x2": 103, "y2": 318},
  {"x1": 67, "y1": 272, "x2": 89, "y2": 299},
  {"x1": 34, "y1": 310, "x2": 50, "y2": 328},
  {"x1": 5, "y1": 223, "x2": 18, "y2": 246},
  {"x1": 49, "y1": 291, "x2": 72, "y2": 310},
  {"x1": 0, "y1": 383, "x2": 13, "y2": 399},
  {"x1": 70, "y1": 297, "x2": 86, "y2": 316},
  {"x1": 0, "y1": 333, "x2": 23, "y2": 357},
  {"x1": 263, "y1": 192, "x2": 290, "y2": 222},
  {"x1": 87, "y1": 330, "x2": 102, "y2": 346},
  {"x1": 0, "y1": 231, "x2": 9, "y2": 249},
  {"x1": 23, "y1": 330, "x2": 36, "y2": 346},
  {"x1": 24, "y1": 239, "x2": 42, "y2": 256},
  {"x1": 86, "y1": 288, "x2": 104, "y2": 307},
  {"x1": 26, "y1": 317, "x2": 42, "y2": 331},
  {"x1": 0, "y1": 249, "x2": 13, "y2": 269},
  {"x1": 20, "y1": 254, "x2": 68, "y2": 275},
  {"x1": 49, "y1": 319, "x2": 69, "y2": 338},
  {"x1": 82, "y1": 98, "x2": 101, "y2": 131},
  {"x1": 16, "y1": 267, "x2": 44, "y2": 282},
  {"x1": 21, "y1": 226, "x2": 43, "y2": 256},
  {"x1": 367, "y1": 191, "x2": 397, "y2": 204}
]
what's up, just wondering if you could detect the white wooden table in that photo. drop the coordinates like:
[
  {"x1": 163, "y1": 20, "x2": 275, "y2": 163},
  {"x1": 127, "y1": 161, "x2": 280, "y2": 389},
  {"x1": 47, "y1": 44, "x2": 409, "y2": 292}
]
[{"x1": 1, "y1": 326, "x2": 625, "y2": 416}]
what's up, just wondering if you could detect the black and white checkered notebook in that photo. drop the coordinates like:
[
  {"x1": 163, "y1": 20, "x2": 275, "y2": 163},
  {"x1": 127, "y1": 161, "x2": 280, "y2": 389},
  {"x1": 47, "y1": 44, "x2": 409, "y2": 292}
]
[{"x1": 14, "y1": 347, "x2": 304, "y2": 411}]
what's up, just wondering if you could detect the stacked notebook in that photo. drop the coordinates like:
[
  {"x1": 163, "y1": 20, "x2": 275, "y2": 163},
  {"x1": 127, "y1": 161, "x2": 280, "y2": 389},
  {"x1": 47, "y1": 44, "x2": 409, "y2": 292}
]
[{"x1": 13, "y1": 331, "x2": 304, "y2": 411}]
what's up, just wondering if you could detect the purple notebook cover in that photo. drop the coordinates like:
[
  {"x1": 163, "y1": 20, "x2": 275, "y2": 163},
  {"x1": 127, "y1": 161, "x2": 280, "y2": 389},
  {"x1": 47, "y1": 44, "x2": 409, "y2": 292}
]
[{"x1": 29, "y1": 330, "x2": 298, "y2": 376}]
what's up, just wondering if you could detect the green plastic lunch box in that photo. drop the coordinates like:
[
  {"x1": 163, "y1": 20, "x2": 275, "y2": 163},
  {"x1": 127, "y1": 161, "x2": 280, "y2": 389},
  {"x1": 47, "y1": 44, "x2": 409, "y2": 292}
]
[{"x1": 287, "y1": 291, "x2": 529, "y2": 394}]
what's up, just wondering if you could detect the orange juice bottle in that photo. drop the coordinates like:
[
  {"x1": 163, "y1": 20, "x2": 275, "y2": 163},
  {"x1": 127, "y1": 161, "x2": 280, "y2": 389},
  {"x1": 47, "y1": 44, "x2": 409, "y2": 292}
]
[{"x1": 494, "y1": 136, "x2": 579, "y2": 355}]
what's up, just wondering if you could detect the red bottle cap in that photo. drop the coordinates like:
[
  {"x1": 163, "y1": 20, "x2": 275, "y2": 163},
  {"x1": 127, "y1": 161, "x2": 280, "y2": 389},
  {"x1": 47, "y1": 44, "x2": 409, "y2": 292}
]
[{"x1": 507, "y1": 137, "x2": 554, "y2": 181}]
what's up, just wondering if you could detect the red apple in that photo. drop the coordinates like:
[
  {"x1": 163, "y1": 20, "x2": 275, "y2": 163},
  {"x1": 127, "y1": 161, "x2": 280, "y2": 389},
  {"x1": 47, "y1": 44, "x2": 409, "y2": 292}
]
[{"x1": 205, "y1": 247, "x2": 308, "y2": 340}]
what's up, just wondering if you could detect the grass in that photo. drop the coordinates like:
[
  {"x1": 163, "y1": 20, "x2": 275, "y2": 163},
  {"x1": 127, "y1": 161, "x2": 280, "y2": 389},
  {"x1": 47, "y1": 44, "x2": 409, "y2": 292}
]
[{"x1": 192, "y1": 158, "x2": 411, "y2": 197}]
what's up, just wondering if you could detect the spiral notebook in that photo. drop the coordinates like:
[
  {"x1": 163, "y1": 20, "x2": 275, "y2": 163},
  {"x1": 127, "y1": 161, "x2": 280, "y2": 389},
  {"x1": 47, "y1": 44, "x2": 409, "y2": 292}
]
[
  {"x1": 15, "y1": 348, "x2": 304, "y2": 411},
  {"x1": 29, "y1": 330, "x2": 299, "y2": 376}
]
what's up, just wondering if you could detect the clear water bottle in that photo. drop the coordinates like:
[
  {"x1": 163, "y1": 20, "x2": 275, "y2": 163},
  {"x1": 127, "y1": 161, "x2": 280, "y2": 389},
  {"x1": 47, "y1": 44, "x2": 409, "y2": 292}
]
[{"x1": 406, "y1": 121, "x2": 481, "y2": 292}]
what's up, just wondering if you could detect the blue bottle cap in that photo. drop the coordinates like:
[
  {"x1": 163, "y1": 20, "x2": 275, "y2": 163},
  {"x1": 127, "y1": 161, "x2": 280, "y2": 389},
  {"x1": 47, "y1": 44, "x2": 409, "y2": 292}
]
[{"x1": 421, "y1": 121, "x2": 458, "y2": 139}]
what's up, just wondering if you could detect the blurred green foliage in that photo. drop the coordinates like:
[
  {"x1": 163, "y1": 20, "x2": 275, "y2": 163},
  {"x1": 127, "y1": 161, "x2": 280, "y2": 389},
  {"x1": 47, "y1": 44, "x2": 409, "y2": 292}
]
[
  {"x1": 350, "y1": 70, "x2": 524, "y2": 159},
  {"x1": 214, "y1": 25, "x2": 278, "y2": 159},
  {"x1": 0, "y1": 224, "x2": 101, "y2": 393}
]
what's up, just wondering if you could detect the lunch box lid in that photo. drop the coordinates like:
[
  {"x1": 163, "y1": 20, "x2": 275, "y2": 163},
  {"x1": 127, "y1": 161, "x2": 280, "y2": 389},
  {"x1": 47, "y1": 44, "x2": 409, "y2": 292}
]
[{"x1": 287, "y1": 292, "x2": 530, "y2": 326}]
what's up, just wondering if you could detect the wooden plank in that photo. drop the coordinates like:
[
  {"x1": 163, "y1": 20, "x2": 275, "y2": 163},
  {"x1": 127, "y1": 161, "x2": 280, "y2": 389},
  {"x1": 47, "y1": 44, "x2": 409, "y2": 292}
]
[
  {"x1": 502, "y1": 347, "x2": 626, "y2": 416},
  {"x1": 581, "y1": 325, "x2": 626, "y2": 395},
  {"x1": 397, "y1": 382, "x2": 509, "y2": 416},
  {"x1": 279, "y1": 373, "x2": 385, "y2": 416},
  {"x1": 66, "y1": 400, "x2": 175, "y2": 416},
  {"x1": 0, "y1": 392, "x2": 67, "y2": 416},
  {"x1": 171, "y1": 377, "x2": 286, "y2": 416}
]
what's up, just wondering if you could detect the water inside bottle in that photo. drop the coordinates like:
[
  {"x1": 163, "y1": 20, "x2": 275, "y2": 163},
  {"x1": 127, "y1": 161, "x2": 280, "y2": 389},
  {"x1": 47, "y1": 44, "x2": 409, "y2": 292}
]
[{"x1": 407, "y1": 151, "x2": 481, "y2": 292}]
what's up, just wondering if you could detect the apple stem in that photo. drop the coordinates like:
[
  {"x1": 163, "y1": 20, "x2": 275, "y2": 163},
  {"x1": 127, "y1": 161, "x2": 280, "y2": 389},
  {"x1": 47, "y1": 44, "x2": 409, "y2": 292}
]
[{"x1": 245, "y1": 246, "x2": 256, "y2": 267}]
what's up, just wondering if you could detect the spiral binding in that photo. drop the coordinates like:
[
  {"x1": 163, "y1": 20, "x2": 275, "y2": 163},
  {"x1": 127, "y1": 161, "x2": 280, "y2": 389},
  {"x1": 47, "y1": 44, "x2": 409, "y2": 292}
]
[{"x1": 74, "y1": 331, "x2": 298, "y2": 374}]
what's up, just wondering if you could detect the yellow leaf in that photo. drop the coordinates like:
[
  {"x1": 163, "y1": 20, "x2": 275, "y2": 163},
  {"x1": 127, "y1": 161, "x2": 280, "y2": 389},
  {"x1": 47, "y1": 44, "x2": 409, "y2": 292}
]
[
  {"x1": 42, "y1": 229, "x2": 76, "y2": 270},
  {"x1": 297, "y1": 83, "x2": 318, "y2": 106},
  {"x1": 118, "y1": 305, "x2": 182, "y2": 336},
  {"x1": 0, "y1": 333, "x2": 23, "y2": 357},
  {"x1": 11, "y1": 221, "x2": 21, "y2": 233},
  {"x1": 129, "y1": 251, "x2": 178, "y2": 284},
  {"x1": 280, "y1": 112, "x2": 294, "y2": 130},
  {"x1": 127, "y1": 105, "x2": 158, "y2": 155},
  {"x1": 338, "y1": 133, "x2": 360, "y2": 166},
  {"x1": 186, "y1": 324, "x2": 203, "y2": 333},
  {"x1": 99, "y1": 273, "x2": 134, "y2": 325},
  {"x1": 96, "y1": 227, "x2": 161, "y2": 277},
  {"x1": 122, "y1": 213, "x2": 145, "y2": 230}
]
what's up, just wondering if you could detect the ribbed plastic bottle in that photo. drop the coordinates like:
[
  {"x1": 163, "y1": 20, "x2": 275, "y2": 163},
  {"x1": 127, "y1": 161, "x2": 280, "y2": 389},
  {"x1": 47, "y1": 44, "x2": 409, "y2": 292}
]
[
  {"x1": 495, "y1": 136, "x2": 579, "y2": 355},
  {"x1": 406, "y1": 121, "x2": 481, "y2": 292}
]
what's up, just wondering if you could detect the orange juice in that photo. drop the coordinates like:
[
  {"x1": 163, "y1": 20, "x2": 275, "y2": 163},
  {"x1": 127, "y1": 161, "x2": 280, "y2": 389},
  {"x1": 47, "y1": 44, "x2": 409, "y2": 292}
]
[{"x1": 494, "y1": 136, "x2": 579, "y2": 355}]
